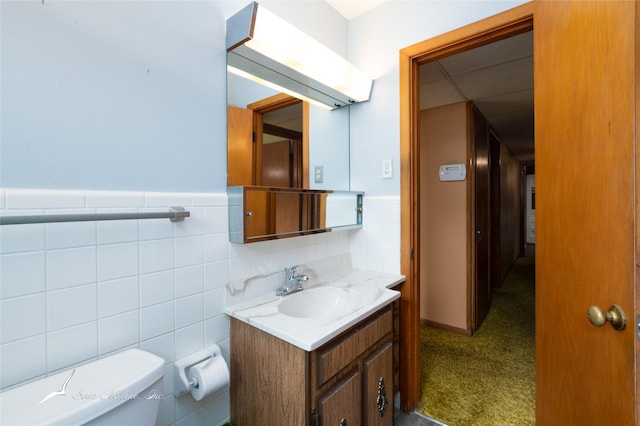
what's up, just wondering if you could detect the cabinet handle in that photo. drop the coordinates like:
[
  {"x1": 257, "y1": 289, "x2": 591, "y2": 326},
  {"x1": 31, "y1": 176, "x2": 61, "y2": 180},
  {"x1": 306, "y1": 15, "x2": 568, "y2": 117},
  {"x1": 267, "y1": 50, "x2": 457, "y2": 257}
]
[
  {"x1": 340, "y1": 418, "x2": 347, "y2": 426},
  {"x1": 377, "y1": 377, "x2": 389, "y2": 417},
  {"x1": 310, "y1": 409, "x2": 319, "y2": 426}
]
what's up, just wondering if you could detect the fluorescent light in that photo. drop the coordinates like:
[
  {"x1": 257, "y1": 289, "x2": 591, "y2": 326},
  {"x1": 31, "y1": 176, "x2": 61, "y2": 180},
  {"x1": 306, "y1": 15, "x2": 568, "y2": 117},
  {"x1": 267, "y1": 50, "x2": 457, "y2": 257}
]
[
  {"x1": 227, "y1": 63, "x2": 334, "y2": 110},
  {"x1": 226, "y1": 2, "x2": 373, "y2": 110}
]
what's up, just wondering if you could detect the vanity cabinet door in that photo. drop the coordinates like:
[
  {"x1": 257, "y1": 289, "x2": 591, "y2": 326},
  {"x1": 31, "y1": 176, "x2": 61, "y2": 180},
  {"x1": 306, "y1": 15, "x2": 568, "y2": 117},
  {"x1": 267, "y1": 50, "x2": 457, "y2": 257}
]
[
  {"x1": 317, "y1": 370, "x2": 361, "y2": 426},
  {"x1": 363, "y1": 341, "x2": 393, "y2": 425}
]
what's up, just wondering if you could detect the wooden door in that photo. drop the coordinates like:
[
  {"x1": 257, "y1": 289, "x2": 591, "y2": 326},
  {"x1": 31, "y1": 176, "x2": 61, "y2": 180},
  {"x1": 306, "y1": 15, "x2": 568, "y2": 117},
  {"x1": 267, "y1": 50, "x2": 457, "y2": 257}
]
[
  {"x1": 263, "y1": 140, "x2": 294, "y2": 187},
  {"x1": 535, "y1": 1, "x2": 636, "y2": 424},
  {"x1": 227, "y1": 106, "x2": 255, "y2": 186},
  {"x1": 262, "y1": 139, "x2": 303, "y2": 188},
  {"x1": 473, "y1": 106, "x2": 491, "y2": 330}
]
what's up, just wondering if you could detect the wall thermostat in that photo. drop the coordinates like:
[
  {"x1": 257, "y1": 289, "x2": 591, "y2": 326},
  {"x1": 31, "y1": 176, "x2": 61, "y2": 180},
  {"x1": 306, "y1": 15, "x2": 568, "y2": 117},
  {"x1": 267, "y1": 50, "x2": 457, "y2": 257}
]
[{"x1": 439, "y1": 164, "x2": 466, "y2": 181}]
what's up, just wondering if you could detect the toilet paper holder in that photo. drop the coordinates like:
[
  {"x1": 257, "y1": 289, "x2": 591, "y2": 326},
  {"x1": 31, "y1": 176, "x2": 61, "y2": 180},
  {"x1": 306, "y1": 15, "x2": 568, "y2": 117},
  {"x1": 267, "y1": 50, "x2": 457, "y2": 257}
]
[{"x1": 173, "y1": 344, "x2": 224, "y2": 398}]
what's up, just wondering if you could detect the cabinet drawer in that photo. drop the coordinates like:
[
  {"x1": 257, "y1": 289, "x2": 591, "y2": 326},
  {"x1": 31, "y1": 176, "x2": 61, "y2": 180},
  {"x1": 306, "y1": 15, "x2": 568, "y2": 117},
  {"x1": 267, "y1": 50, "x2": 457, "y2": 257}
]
[{"x1": 316, "y1": 307, "x2": 393, "y2": 385}]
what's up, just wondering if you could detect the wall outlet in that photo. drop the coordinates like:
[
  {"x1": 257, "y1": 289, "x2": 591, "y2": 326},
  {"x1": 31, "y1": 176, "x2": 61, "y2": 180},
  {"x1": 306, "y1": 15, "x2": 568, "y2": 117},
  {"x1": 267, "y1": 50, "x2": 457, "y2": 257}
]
[{"x1": 382, "y1": 159, "x2": 393, "y2": 178}]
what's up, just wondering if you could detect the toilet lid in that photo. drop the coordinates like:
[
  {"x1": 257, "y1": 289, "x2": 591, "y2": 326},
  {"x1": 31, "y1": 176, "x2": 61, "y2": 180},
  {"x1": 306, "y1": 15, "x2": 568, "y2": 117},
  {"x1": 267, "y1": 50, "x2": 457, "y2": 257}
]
[{"x1": 0, "y1": 349, "x2": 165, "y2": 426}]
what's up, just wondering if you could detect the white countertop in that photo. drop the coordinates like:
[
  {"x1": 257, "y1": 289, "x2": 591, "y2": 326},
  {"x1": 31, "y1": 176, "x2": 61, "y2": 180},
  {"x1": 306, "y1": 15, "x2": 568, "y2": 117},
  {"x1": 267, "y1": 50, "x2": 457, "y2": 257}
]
[{"x1": 225, "y1": 269, "x2": 404, "y2": 351}]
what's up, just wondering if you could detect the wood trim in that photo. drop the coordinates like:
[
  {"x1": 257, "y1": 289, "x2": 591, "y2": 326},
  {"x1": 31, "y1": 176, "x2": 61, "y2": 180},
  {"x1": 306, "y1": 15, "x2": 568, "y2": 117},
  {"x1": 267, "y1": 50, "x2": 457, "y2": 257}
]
[
  {"x1": 254, "y1": 113, "x2": 264, "y2": 186},
  {"x1": 401, "y1": 2, "x2": 536, "y2": 65},
  {"x1": 398, "y1": 1, "x2": 536, "y2": 412},
  {"x1": 262, "y1": 123, "x2": 302, "y2": 140},
  {"x1": 398, "y1": 45, "x2": 421, "y2": 412},
  {"x1": 519, "y1": 161, "x2": 534, "y2": 257},
  {"x1": 635, "y1": 0, "x2": 640, "y2": 419},
  {"x1": 247, "y1": 92, "x2": 301, "y2": 112},
  {"x1": 466, "y1": 102, "x2": 475, "y2": 334},
  {"x1": 302, "y1": 102, "x2": 310, "y2": 188}
]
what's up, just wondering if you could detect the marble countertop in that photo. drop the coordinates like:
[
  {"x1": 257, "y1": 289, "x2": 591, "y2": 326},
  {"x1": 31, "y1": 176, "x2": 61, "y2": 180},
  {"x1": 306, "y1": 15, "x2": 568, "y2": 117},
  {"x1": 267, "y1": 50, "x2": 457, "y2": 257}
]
[{"x1": 225, "y1": 269, "x2": 404, "y2": 351}]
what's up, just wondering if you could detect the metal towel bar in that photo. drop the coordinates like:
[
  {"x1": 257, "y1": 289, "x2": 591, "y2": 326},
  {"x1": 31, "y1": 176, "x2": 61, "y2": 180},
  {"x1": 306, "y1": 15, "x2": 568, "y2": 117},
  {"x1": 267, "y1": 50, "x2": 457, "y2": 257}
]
[{"x1": 0, "y1": 206, "x2": 189, "y2": 225}]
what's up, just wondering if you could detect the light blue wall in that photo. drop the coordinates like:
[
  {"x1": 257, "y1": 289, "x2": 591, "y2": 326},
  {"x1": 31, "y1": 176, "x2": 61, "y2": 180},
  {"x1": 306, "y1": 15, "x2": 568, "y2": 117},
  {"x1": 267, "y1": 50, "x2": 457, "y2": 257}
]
[
  {"x1": 1, "y1": 0, "x2": 529, "y2": 196},
  {"x1": 0, "y1": 0, "x2": 347, "y2": 192},
  {"x1": 347, "y1": 0, "x2": 529, "y2": 196}
]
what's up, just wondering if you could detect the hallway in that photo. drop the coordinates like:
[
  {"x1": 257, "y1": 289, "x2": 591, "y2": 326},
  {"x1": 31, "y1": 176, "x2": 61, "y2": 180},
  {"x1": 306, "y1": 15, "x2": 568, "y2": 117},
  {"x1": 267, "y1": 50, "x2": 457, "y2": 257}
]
[{"x1": 416, "y1": 256, "x2": 535, "y2": 425}]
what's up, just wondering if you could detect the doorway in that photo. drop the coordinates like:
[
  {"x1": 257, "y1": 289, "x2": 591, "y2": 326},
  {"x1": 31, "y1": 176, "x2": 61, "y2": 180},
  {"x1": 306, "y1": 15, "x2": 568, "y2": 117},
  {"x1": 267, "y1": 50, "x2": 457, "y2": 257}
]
[
  {"x1": 416, "y1": 29, "x2": 534, "y2": 424},
  {"x1": 397, "y1": 4, "x2": 535, "y2": 411},
  {"x1": 227, "y1": 93, "x2": 309, "y2": 188},
  {"x1": 261, "y1": 103, "x2": 304, "y2": 188},
  {"x1": 399, "y1": 2, "x2": 638, "y2": 424}
]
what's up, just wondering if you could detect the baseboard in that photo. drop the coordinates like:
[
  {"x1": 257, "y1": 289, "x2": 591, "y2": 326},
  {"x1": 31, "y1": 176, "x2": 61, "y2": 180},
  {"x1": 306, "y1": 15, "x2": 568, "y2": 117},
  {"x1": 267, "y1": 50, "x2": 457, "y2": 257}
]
[{"x1": 419, "y1": 318, "x2": 472, "y2": 336}]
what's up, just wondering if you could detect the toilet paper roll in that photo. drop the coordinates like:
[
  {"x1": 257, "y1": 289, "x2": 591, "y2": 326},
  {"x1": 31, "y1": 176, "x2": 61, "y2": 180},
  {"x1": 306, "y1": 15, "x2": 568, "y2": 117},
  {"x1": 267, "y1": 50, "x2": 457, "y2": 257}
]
[{"x1": 188, "y1": 355, "x2": 230, "y2": 401}]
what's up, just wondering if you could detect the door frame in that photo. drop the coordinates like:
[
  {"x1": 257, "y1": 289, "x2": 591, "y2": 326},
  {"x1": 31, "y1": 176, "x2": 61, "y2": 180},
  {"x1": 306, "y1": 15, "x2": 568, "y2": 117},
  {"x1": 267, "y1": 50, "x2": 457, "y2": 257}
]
[
  {"x1": 247, "y1": 93, "x2": 310, "y2": 188},
  {"x1": 398, "y1": 2, "x2": 536, "y2": 411}
]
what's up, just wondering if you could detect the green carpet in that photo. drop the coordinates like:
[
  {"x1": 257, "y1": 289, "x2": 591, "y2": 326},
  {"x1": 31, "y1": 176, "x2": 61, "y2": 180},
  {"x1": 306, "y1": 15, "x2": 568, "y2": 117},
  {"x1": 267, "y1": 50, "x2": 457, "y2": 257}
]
[{"x1": 417, "y1": 257, "x2": 535, "y2": 425}]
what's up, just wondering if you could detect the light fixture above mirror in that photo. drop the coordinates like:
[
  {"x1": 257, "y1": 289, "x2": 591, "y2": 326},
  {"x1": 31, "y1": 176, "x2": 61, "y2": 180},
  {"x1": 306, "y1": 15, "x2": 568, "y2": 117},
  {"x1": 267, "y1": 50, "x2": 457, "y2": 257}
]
[{"x1": 226, "y1": 1, "x2": 373, "y2": 110}]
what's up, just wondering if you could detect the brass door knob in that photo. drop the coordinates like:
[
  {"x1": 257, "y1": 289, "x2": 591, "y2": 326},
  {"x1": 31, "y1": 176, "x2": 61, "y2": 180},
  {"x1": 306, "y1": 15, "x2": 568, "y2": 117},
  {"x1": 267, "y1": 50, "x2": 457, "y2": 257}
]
[{"x1": 587, "y1": 304, "x2": 626, "y2": 331}]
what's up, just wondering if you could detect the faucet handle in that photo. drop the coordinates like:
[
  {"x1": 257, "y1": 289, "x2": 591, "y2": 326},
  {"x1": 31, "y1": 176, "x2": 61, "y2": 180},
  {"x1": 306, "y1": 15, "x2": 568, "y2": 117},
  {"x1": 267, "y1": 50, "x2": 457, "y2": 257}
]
[{"x1": 285, "y1": 265, "x2": 300, "y2": 278}]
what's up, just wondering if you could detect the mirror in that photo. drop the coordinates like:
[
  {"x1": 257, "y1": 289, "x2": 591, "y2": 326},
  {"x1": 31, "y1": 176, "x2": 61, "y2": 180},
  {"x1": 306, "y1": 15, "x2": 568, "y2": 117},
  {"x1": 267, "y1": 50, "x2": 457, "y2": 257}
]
[
  {"x1": 227, "y1": 73, "x2": 351, "y2": 191},
  {"x1": 225, "y1": 2, "x2": 366, "y2": 244},
  {"x1": 228, "y1": 186, "x2": 363, "y2": 243}
]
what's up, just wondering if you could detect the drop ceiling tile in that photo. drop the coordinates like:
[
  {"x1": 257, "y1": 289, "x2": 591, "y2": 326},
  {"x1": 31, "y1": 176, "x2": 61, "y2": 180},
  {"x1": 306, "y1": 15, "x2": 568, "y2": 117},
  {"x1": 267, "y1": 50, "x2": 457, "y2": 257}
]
[
  {"x1": 474, "y1": 89, "x2": 534, "y2": 117},
  {"x1": 439, "y1": 31, "x2": 533, "y2": 75},
  {"x1": 452, "y1": 57, "x2": 533, "y2": 100},
  {"x1": 419, "y1": 62, "x2": 445, "y2": 84},
  {"x1": 419, "y1": 80, "x2": 465, "y2": 109}
]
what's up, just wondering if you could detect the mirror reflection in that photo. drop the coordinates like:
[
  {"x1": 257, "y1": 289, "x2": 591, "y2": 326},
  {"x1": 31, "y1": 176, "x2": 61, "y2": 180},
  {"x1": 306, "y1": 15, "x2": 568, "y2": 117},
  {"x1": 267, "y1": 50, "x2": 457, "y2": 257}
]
[
  {"x1": 228, "y1": 186, "x2": 363, "y2": 243},
  {"x1": 227, "y1": 72, "x2": 350, "y2": 190}
]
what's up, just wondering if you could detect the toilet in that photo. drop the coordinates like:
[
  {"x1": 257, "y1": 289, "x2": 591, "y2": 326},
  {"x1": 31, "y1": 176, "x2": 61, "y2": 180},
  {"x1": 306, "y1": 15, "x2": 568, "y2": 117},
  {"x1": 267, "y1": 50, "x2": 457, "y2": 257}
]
[{"x1": 0, "y1": 349, "x2": 166, "y2": 426}]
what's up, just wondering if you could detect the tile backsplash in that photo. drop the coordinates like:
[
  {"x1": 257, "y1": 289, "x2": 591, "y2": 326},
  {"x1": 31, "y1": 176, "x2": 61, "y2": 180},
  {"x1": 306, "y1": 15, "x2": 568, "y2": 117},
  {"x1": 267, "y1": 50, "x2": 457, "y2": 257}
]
[{"x1": 0, "y1": 188, "x2": 399, "y2": 425}]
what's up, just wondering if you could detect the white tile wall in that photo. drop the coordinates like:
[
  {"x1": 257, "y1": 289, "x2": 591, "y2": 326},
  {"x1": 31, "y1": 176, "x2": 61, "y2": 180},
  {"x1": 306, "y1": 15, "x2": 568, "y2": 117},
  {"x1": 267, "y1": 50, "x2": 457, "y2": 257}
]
[
  {"x1": 351, "y1": 196, "x2": 401, "y2": 274},
  {"x1": 0, "y1": 188, "x2": 400, "y2": 426}
]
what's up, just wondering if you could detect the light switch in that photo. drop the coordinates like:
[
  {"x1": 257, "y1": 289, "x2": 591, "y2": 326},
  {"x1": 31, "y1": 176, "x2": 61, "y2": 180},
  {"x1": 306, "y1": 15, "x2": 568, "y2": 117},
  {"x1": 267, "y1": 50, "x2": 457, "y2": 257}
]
[
  {"x1": 315, "y1": 166, "x2": 323, "y2": 183},
  {"x1": 382, "y1": 159, "x2": 393, "y2": 178}
]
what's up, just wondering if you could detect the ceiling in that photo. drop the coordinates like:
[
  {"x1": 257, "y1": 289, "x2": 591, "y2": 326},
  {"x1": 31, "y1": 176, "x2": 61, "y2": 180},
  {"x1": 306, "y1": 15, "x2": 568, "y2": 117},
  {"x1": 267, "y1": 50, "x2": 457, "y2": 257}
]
[
  {"x1": 419, "y1": 31, "x2": 534, "y2": 159},
  {"x1": 326, "y1": 0, "x2": 388, "y2": 19}
]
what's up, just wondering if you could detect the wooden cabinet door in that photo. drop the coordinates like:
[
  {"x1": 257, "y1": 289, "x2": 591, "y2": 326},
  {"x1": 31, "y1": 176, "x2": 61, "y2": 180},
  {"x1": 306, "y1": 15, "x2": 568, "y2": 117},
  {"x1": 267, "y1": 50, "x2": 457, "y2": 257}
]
[
  {"x1": 363, "y1": 342, "x2": 393, "y2": 426},
  {"x1": 317, "y1": 370, "x2": 361, "y2": 426}
]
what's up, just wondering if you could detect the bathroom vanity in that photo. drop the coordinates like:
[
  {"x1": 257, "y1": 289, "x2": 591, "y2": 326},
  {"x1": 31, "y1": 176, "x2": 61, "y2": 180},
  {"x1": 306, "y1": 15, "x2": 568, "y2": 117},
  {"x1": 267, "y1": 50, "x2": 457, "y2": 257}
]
[{"x1": 226, "y1": 269, "x2": 403, "y2": 425}]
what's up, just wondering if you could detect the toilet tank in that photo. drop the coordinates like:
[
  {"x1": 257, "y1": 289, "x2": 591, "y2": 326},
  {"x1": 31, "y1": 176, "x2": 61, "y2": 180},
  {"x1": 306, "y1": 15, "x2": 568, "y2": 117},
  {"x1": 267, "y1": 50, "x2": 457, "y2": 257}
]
[{"x1": 0, "y1": 349, "x2": 166, "y2": 426}]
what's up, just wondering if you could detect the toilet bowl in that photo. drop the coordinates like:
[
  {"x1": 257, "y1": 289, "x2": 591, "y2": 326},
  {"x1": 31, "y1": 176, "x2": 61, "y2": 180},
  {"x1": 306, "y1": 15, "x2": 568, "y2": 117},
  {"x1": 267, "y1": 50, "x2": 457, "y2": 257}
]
[{"x1": 0, "y1": 349, "x2": 166, "y2": 426}]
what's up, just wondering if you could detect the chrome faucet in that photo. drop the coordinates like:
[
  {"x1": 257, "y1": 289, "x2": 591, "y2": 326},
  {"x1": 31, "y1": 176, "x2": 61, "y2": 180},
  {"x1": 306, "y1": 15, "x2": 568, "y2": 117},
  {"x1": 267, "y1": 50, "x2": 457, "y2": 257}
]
[{"x1": 276, "y1": 265, "x2": 308, "y2": 296}]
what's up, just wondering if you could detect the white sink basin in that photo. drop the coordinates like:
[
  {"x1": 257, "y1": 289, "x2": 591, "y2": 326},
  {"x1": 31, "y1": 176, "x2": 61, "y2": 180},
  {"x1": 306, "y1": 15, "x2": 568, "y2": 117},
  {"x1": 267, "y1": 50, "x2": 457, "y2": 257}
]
[
  {"x1": 278, "y1": 286, "x2": 355, "y2": 318},
  {"x1": 225, "y1": 268, "x2": 405, "y2": 350}
]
